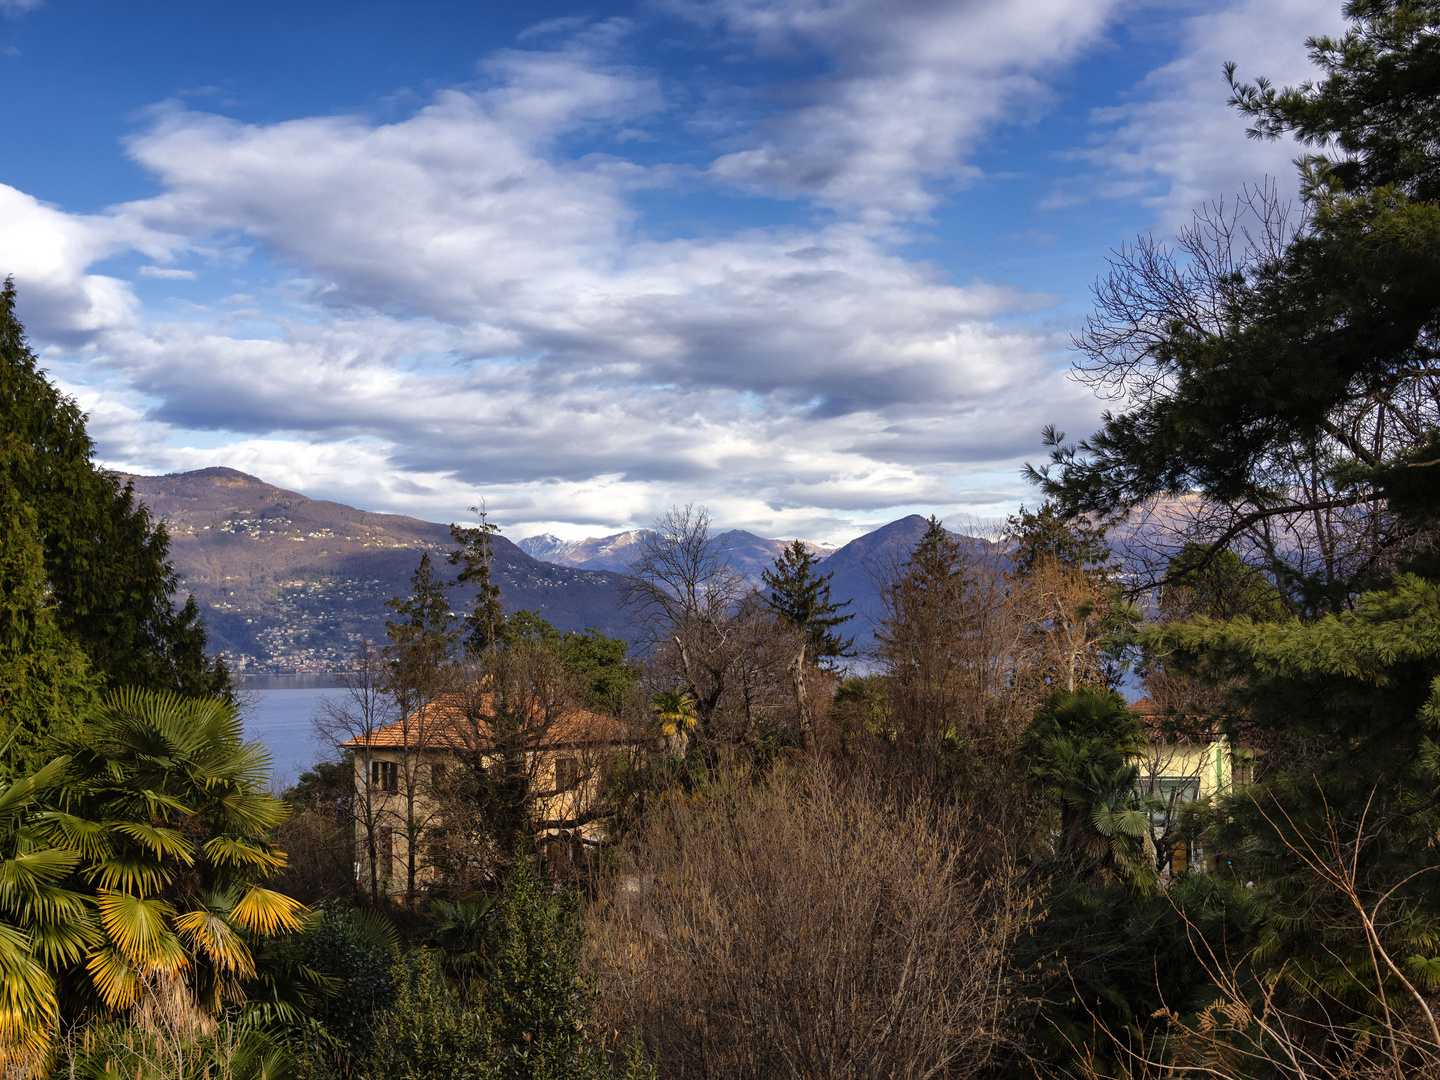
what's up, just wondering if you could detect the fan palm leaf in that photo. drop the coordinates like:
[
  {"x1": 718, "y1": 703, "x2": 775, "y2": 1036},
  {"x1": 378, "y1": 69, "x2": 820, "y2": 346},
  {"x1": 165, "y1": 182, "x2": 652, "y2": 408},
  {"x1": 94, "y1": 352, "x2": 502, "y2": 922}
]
[
  {"x1": 95, "y1": 891, "x2": 183, "y2": 969},
  {"x1": 86, "y1": 852, "x2": 176, "y2": 894},
  {"x1": 0, "y1": 921, "x2": 59, "y2": 1074},
  {"x1": 83, "y1": 944, "x2": 142, "y2": 1009},
  {"x1": 202, "y1": 835, "x2": 286, "y2": 871},
  {"x1": 652, "y1": 689, "x2": 698, "y2": 737},
  {"x1": 230, "y1": 888, "x2": 307, "y2": 937},
  {"x1": 110, "y1": 821, "x2": 192, "y2": 861},
  {"x1": 0, "y1": 756, "x2": 94, "y2": 1075},
  {"x1": 174, "y1": 905, "x2": 255, "y2": 978}
]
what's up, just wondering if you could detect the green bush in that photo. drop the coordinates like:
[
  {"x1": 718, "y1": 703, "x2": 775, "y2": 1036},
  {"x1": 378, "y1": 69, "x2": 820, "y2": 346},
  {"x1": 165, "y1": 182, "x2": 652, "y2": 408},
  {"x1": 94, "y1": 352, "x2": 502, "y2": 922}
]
[
  {"x1": 367, "y1": 953, "x2": 498, "y2": 1080},
  {"x1": 361, "y1": 859, "x2": 655, "y2": 1080}
]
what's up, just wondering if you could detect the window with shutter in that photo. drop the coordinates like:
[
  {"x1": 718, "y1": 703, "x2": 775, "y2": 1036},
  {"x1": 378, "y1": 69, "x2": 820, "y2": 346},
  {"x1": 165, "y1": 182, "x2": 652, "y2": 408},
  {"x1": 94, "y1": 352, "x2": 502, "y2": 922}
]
[
  {"x1": 371, "y1": 760, "x2": 398, "y2": 792},
  {"x1": 554, "y1": 756, "x2": 579, "y2": 793}
]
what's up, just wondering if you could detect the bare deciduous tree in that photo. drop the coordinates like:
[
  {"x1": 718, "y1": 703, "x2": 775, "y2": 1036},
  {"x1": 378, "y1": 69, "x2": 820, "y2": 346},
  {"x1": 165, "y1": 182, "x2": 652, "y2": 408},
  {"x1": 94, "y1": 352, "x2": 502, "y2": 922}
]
[
  {"x1": 623, "y1": 505, "x2": 746, "y2": 740},
  {"x1": 432, "y1": 644, "x2": 635, "y2": 886},
  {"x1": 312, "y1": 638, "x2": 394, "y2": 902}
]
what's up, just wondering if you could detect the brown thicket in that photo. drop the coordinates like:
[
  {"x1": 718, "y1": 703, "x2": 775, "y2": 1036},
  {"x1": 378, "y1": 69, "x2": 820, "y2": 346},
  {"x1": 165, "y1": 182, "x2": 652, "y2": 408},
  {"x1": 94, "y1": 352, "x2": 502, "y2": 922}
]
[{"x1": 587, "y1": 765, "x2": 1032, "y2": 1080}]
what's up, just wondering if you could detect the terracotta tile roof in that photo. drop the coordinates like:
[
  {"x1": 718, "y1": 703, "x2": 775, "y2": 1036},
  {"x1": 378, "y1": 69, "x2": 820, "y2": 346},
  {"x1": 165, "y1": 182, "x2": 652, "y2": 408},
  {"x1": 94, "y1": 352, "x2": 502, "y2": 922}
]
[{"x1": 342, "y1": 691, "x2": 639, "y2": 751}]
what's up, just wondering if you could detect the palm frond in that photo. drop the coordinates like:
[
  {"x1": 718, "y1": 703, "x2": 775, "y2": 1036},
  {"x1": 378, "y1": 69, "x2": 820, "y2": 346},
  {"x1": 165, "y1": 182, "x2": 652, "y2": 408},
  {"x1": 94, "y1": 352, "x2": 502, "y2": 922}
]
[
  {"x1": 0, "y1": 848, "x2": 83, "y2": 901},
  {"x1": 350, "y1": 907, "x2": 400, "y2": 951},
  {"x1": 0, "y1": 759, "x2": 70, "y2": 824},
  {"x1": 203, "y1": 835, "x2": 286, "y2": 871},
  {"x1": 174, "y1": 908, "x2": 255, "y2": 978},
  {"x1": 84, "y1": 944, "x2": 141, "y2": 1009},
  {"x1": 111, "y1": 821, "x2": 193, "y2": 861},
  {"x1": 87, "y1": 854, "x2": 175, "y2": 894},
  {"x1": 0, "y1": 921, "x2": 59, "y2": 1077},
  {"x1": 26, "y1": 899, "x2": 101, "y2": 966},
  {"x1": 229, "y1": 888, "x2": 307, "y2": 937},
  {"x1": 95, "y1": 890, "x2": 182, "y2": 970},
  {"x1": 210, "y1": 791, "x2": 290, "y2": 835},
  {"x1": 32, "y1": 811, "x2": 112, "y2": 859}
]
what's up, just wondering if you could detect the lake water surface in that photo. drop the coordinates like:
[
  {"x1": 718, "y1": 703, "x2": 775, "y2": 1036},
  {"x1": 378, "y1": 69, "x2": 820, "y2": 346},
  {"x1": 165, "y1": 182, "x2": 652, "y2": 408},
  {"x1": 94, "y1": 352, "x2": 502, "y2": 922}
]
[{"x1": 239, "y1": 678, "x2": 350, "y2": 788}]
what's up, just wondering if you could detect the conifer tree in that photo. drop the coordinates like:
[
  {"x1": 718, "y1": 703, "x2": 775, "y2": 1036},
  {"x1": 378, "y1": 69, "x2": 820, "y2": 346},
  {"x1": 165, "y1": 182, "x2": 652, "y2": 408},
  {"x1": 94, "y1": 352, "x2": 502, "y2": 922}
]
[
  {"x1": 384, "y1": 552, "x2": 458, "y2": 904},
  {"x1": 0, "y1": 279, "x2": 227, "y2": 697},
  {"x1": 0, "y1": 484, "x2": 95, "y2": 779},
  {"x1": 450, "y1": 501, "x2": 505, "y2": 654},
  {"x1": 1029, "y1": 1, "x2": 1440, "y2": 611},
  {"x1": 761, "y1": 539, "x2": 853, "y2": 664}
]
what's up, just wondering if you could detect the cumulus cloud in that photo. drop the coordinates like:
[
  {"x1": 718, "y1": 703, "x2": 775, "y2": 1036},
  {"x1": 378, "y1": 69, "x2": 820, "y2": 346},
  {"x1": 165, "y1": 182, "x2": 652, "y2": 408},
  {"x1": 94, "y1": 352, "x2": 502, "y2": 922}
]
[
  {"x1": 665, "y1": 0, "x2": 1128, "y2": 217},
  {"x1": 0, "y1": 184, "x2": 184, "y2": 343},
  {"x1": 1075, "y1": 0, "x2": 1347, "y2": 228},
  {"x1": 91, "y1": 30, "x2": 1089, "y2": 496},
  {"x1": 7, "y1": 7, "x2": 1175, "y2": 539}
]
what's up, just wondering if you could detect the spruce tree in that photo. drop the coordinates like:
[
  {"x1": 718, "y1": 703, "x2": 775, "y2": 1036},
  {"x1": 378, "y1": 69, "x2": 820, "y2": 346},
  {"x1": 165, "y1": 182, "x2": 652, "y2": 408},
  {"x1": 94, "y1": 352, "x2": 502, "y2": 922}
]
[{"x1": 762, "y1": 539, "x2": 853, "y2": 663}]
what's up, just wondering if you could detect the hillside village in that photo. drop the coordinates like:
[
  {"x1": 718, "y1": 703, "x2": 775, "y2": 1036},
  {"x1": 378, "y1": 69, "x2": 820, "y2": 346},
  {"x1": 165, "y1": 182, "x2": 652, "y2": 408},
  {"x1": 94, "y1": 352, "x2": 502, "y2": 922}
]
[{"x1": 124, "y1": 467, "x2": 935, "y2": 673}]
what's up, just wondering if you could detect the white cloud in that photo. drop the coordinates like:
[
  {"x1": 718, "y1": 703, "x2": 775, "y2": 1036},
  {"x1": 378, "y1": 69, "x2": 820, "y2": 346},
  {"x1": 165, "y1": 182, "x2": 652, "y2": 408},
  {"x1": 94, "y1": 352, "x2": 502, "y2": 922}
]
[
  {"x1": 0, "y1": 184, "x2": 174, "y2": 342},
  {"x1": 1076, "y1": 0, "x2": 1347, "y2": 228},
  {"x1": 666, "y1": 0, "x2": 1128, "y2": 217},
  {"x1": 7, "y1": 10, "x2": 1156, "y2": 540}
]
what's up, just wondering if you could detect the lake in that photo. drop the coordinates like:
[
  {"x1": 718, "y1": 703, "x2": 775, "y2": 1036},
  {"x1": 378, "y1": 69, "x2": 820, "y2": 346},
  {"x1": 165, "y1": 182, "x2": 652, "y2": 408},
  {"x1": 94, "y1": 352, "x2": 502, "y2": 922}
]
[{"x1": 239, "y1": 678, "x2": 350, "y2": 788}]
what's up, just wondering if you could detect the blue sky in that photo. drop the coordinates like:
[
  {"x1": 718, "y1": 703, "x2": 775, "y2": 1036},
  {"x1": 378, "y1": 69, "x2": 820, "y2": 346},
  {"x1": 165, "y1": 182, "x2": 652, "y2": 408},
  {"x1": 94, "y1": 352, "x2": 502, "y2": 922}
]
[{"x1": 0, "y1": 0, "x2": 1345, "y2": 544}]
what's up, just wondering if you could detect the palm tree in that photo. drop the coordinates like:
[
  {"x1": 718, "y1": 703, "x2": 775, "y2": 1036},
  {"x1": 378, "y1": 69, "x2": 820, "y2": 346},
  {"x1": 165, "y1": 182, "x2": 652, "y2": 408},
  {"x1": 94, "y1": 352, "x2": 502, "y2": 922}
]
[
  {"x1": 1024, "y1": 686, "x2": 1163, "y2": 892},
  {"x1": 45, "y1": 690, "x2": 308, "y2": 1015},
  {"x1": 0, "y1": 757, "x2": 98, "y2": 1077},
  {"x1": 651, "y1": 689, "x2": 697, "y2": 756},
  {"x1": 427, "y1": 895, "x2": 496, "y2": 987}
]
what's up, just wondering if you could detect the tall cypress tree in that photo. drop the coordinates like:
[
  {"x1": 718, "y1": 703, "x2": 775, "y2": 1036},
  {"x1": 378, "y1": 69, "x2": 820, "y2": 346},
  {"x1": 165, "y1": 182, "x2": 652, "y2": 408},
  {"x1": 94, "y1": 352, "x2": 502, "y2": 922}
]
[
  {"x1": 0, "y1": 481, "x2": 96, "y2": 778},
  {"x1": 0, "y1": 278, "x2": 227, "y2": 704}
]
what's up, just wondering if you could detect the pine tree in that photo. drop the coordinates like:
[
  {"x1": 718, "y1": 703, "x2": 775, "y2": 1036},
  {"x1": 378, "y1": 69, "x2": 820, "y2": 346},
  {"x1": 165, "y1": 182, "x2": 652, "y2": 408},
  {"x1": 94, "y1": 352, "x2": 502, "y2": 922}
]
[
  {"x1": 1029, "y1": 1, "x2": 1440, "y2": 612},
  {"x1": 761, "y1": 539, "x2": 853, "y2": 664}
]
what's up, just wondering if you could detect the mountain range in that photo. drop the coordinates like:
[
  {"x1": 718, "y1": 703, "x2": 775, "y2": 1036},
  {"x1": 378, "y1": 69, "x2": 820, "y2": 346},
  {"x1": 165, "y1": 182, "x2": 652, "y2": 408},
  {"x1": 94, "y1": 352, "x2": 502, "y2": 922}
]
[
  {"x1": 517, "y1": 530, "x2": 832, "y2": 576},
  {"x1": 120, "y1": 468, "x2": 969, "y2": 674}
]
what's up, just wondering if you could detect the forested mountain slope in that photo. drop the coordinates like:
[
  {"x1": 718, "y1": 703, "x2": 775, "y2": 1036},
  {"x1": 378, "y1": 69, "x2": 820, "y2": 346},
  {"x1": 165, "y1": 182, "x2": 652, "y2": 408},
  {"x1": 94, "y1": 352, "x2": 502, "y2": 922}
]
[{"x1": 122, "y1": 468, "x2": 631, "y2": 671}]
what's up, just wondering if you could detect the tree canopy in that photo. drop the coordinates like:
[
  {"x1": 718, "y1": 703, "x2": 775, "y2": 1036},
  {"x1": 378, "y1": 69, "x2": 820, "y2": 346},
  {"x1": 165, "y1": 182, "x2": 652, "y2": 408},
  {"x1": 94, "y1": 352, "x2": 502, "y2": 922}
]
[
  {"x1": 1028, "y1": 1, "x2": 1440, "y2": 612},
  {"x1": 0, "y1": 280, "x2": 228, "y2": 771}
]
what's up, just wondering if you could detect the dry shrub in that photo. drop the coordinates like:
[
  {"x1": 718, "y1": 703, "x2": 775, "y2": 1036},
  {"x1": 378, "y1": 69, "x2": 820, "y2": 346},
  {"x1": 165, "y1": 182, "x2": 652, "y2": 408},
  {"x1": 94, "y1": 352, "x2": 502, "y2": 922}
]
[{"x1": 587, "y1": 765, "x2": 1031, "y2": 1080}]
